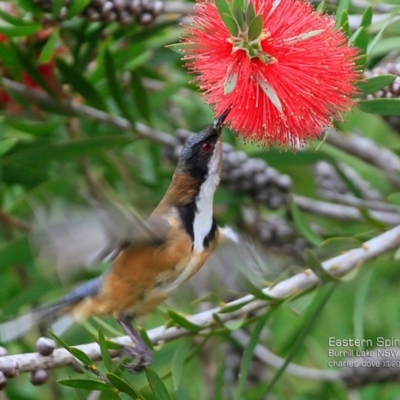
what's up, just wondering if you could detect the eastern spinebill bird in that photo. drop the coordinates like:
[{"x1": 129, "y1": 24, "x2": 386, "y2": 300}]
[{"x1": 0, "y1": 112, "x2": 234, "y2": 371}]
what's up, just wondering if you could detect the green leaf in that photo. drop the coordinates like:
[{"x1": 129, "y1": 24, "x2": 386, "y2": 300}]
[
  {"x1": 316, "y1": 1, "x2": 325, "y2": 11},
  {"x1": 145, "y1": 367, "x2": 172, "y2": 400},
  {"x1": 58, "y1": 378, "x2": 115, "y2": 392},
  {"x1": 98, "y1": 328, "x2": 114, "y2": 372},
  {"x1": 0, "y1": 138, "x2": 18, "y2": 157},
  {"x1": 360, "y1": 6, "x2": 373, "y2": 28},
  {"x1": 106, "y1": 373, "x2": 143, "y2": 398},
  {"x1": 0, "y1": 10, "x2": 39, "y2": 26},
  {"x1": 167, "y1": 310, "x2": 203, "y2": 331},
  {"x1": 257, "y1": 74, "x2": 282, "y2": 112},
  {"x1": 367, "y1": 18, "x2": 392, "y2": 56},
  {"x1": 4, "y1": 117, "x2": 61, "y2": 136},
  {"x1": 11, "y1": 43, "x2": 56, "y2": 97},
  {"x1": 105, "y1": 50, "x2": 135, "y2": 123},
  {"x1": 233, "y1": 313, "x2": 269, "y2": 400},
  {"x1": 338, "y1": 11, "x2": 350, "y2": 37},
  {"x1": 221, "y1": 13, "x2": 239, "y2": 36},
  {"x1": 248, "y1": 15, "x2": 263, "y2": 42},
  {"x1": 0, "y1": 42, "x2": 22, "y2": 78},
  {"x1": 321, "y1": 237, "x2": 362, "y2": 256},
  {"x1": 0, "y1": 24, "x2": 41, "y2": 37},
  {"x1": 66, "y1": 0, "x2": 92, "y2": 18},
  {"x1": 289, "y1": 196, "x2": 322, "y2": 246},
  {"x1": 245, "y1": 2, "x2": 256, "y2": 26},
  {"x1": 231, "y1": 7, "x2": 246, "y2": 32},
  {"x1": 264, "y1": 284, "x2": 337, "y2": 396},
  {"x1": 303, "y1": 249, "x2": 341, "y2": 283},
  {"x1": 219, "y1": 299, "x2": 252, "y2": 314},
  {"x1": 70, "y1": 348, "x2": 94, "y2": 367},
  {"x1": 350, "y1": 27, "x2": 369, "y2": 64},
  {"x1": 335, "y1": 0, "x2": 350, "y2": 27},
  {"x1": 130, "y1": 72, "x2": 152, "y2": 124},
  {"x1": 171, "y1": 341, "x2": 191, "y2": 390},
  {"x1": 49, "y1": 331, "x2": 71, "y2": 351},
  {"x1": 56, "y1": 59, "x2": 107, "y2": 111},
  {"x1": 38, "y1": 30, "x2": 60, "y2": 64},
  {"x1": 353, "y1": 268, "x2": 373, "y2": 346},
  {"x1": 216, "y1": 0, "x2": 231, "y2": 20},
  {"x1": 359, "y1": 99, "x2": 400, "y2": 116},
  {"x1": 357, "y1": 75, "x2": 396, "y2": 96}
]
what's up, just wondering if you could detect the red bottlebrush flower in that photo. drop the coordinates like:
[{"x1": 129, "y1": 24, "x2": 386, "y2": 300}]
[{"x1": 181, "y1": 0, "x2": 361, "y2": 147}]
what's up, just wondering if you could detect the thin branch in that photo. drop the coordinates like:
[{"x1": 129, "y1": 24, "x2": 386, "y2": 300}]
[
  {"x1": 0, "y1": 209, "x2": 30, "y2": 232},
  {"x1": 317, "y1": 190, "x2": 400, "y2": 214},
  {"x1": 1, "y1": 224, "x2": 400, "y2": 375},
  {"x1": 294, "y1": 194, "x2": 400, "y2": 226},
  {"x1": 326, "y1": 129, "x2": 400, "y2": 186},
  {"x1": 1, "y1": 78, "x2": 177, "y2": 148}
]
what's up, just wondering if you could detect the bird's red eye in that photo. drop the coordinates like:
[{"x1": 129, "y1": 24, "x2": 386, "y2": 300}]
[{"x1": 201, "y1": 142, "x2": 213, "y2": 152}]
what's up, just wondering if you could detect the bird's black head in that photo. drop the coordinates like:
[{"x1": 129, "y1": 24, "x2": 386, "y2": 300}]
[{"x1": 176, "y1": 112, "x2": 228, "y2": 181}]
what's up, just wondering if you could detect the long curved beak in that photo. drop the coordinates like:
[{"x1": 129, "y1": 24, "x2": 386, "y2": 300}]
[{"x1": 213, "y1": 109, "x2": 230, "y2": 131}]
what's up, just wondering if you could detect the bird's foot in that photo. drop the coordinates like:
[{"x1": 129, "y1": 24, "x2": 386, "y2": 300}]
[{"x1": 120, "y1": 344, "x2": 153, "y2": 373}]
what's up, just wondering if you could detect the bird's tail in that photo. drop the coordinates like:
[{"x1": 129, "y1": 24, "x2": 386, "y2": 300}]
[
  {"x1": 0, "y1": 275, "x2": 104, "y2": 343},
  {"x1": 0, "y1": 300, "x2": 72, "y2": 343}
]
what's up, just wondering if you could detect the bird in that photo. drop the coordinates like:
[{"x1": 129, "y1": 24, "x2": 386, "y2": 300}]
[{"x1": 0, "y1": 112, "x2": 233, "y2": 372}]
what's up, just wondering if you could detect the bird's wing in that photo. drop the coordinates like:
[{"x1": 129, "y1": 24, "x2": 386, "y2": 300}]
[{"x1": 31, "y1": 202, "x2": 169, "y2": 283}]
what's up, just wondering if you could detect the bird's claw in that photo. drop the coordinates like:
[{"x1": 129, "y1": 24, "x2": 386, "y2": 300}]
[{"x1": 120, "y1": 344, "x2": 153, "y2": 373}]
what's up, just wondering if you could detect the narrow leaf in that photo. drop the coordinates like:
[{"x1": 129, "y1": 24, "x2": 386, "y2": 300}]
[
  {"x1": 245, "y1": 2, "x2": 256, "y2": 26},
  {"x1": 219, "y1": 299, "x2": 252, "y2": 314},
  {"x1": 289, "y1": 196, "x2": 322, "y2": 246},
  {"x1": 48, "y1": 331, "x2": 71, "y2": 351},
  {"x1": 58, "y1": 378, "x2": 115, "y2": 392},
  {"x1": 216, "y1": 0, "x2": 230, "y2": 20},
  {"x1": 359, "y1": 99, "x2": 400, "y2": 116},
  {"x1": 56, "y1": 59, "x2": 107, "y2": 111},
  {"x1": 145, "y1": 367, "x2": 172, "y2": 400},
  {"x1": 0, "y1": 10, "x2": 40, "y2": 26},
  {"x1": 264, "y1": 284, "x2": 337, "y2": 395},
  {"x1": 130, "y1": 72, "x2": 152, "y2": 124},
  {"x1": 70, "y1": 348, "x2": 95, "y2": 367},
  {"x1": 357, "y1": 75, "x2": 396, "y2": 96},
  {"x1": 303, "y1": 249, "x2": 341, "y2": 283},
  {"x1": 0, "y1": 138, "x2": 18, "y2": 157},
  {"x1": 257, "y1": 74, "x2": 282, "y2": 112},
  {"x1": 0, "y1": 25, "x2": 41, "y2": 37},
  {"x1": 171, "y1": 341, "x2": 192, "y2": 390},
  {"x1": 248, "y1": 15, "x2": 263, "y2": 43},
  {"x1": 360, "y1": 6, "x2": 373, "y2": 28},
  {"x1": 11, "y1": 43, "x2": 56, "y2": 97},
  {"x1": 167, "y1": 310, "x2": 203, "y2": 331},
  {"x1": 105, "y1": 50, "x2": 135, "y2": 122},
  {"x1": 38, "y1": 30, "x2": 60, "y2": 64},
  {"x1": 106, "y1": 373, "x2": 142, "y2": 398},
  {"x1": 67, "y1": 0, "x2": 92, "y2": 18},
  {"x1": 234, "y1": 313, "x2": 269, "y2": 400},
  {"x1": 221, "y1": 13, "x2": 239, "y2": 36},
  {"x1": 98, "y1": 327, "x2": 114, "y2": 372},
  {"x1": 353, "y1": 268, "x2": 373, "y2": 346},
  {"x1": 316, "y1": 1, "x2": 325, "y2": 11},
  {"x1": 367, "y1": 18, "x2": 392, "y2": 56}
]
